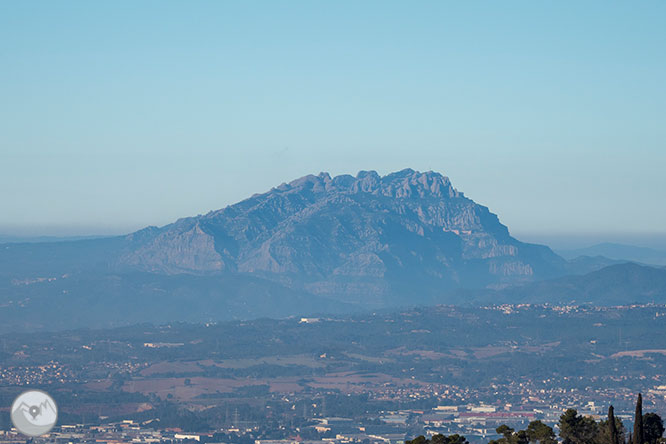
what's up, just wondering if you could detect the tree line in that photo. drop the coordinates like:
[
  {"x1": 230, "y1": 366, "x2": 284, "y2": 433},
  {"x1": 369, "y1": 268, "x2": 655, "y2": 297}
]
[{"x1": 406, "y1": 394, "x2": 664, "y2": 444}]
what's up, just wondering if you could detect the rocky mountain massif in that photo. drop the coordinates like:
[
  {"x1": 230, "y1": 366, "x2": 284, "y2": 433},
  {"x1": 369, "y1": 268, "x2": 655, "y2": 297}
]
[
  {"x1": 2, "y1": 169, "x2": 661, "y2": 331},
  {"x1": 118, "y1": 169, "x2": 567, "y2": 302}
]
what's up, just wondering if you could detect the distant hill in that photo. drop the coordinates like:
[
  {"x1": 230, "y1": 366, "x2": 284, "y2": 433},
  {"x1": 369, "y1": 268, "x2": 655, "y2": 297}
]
[
  {"x1": 0, "y1": 272, "x2": 353, "y2": 333},
  {"x1": 563, "y1": 255, "x2": 631, "y2": 275},
  {"x1": 487, "y1": 263, "x2": 666, "y2": 305},
  {"x1": 557, "y1": 242, "x2": 666, "y2": 266},
  {"x1": 0, "y1": 234, "x2": 110, "y2": 244}
]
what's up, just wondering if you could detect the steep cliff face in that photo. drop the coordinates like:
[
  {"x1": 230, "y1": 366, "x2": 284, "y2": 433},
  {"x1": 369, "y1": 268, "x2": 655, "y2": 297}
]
[
  {"x1": 123, "y1": 223, "x2": 224, "y2": 273},
  {"x1": 118, "y1": 169, "x2": 566, "y2": 303}
]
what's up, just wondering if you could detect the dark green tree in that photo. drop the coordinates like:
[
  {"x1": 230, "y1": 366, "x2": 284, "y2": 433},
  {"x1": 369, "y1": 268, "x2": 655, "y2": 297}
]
[
  {"x1": 560, "y1": 409, "x2": 599, "y2": 444},
  {"x1": 526, "y1": 420, "x2": 557, "y2": 444},
  {"x1": 489, "y1": 425, "x2": 515, "y2": 444},
  {"x1": 609, "y1": 406, "x2": 620, "y2": 444},
  {"x1": 405, "y1": 435, "x2": 428, "y2": 444},
  {"x1": 634, "y1": 394, "x2": 644, "y2": 444},
  {"x1": 431, "y1": 435, "x2": 448, "y2": 444},
  {"x1": 490, "y1": 424, "x2": 543, "y2": 444},
  {"x1": 598, "y1": 412, "x2": 625, "y2": 444},
  {"x1": 406, "y1": 436, "x2": 428, "y2": 444},
  {"x1": 515, "y1": 430, "x2": 529, "y2": 444},
  {"x1": 498, "y1": 425, "x2": 515, "y2": 440},
  {"x1": 444, "y1": 435, "x2": 468, "y2": 444},
  {"x1": 406, "y1": 434, "x2": 469, "y2": 444},
  {"x1": 642, "y1": 413, "x2": 664, "y2": 444}
]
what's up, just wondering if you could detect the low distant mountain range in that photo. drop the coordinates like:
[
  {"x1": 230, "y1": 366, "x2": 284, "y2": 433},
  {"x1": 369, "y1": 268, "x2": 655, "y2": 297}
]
[
  {"x1": 0, "y1": 234, "x2": 109, "y2": 244},
  {"x1": 1, "y1": 169, "x2": 664, "y2": 331},
  {"x1": 557, "y1": 242, "x2": 666, "y2": 266},
  {"x1": 452, "y1": 262, "x2": 666, "y2": 306}
]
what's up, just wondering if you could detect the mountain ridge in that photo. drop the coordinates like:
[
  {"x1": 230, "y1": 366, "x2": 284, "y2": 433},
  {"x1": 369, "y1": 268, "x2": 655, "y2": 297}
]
[
  {"x1": 557, "y1": 242, "x2": 666, "y2": 266},
  {"x1": 492, "y1": 262, "x2": 666, "y2": 305}
]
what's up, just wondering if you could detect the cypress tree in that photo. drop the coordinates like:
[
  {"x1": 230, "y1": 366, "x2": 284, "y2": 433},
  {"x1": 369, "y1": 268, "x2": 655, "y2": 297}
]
[
  {"x1": 610, "y1": 405, "x2": 619, "y2": 444},
  {"x1": 634, "y1": 393, "x2": 644, "y2": 444}
]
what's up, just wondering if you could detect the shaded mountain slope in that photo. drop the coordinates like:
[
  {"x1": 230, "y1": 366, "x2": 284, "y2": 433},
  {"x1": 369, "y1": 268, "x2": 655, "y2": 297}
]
[
  {"x1": 480, "y1": 263, "x2": 666, "y2": 305},
  {"x1": 0, "y1": 272, "x2": 353, "y2": 332}
]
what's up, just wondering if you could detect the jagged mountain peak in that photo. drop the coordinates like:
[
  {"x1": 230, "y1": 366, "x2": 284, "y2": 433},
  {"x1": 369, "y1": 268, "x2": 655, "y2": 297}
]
[{"x1": 261, "y1": 169, "x2": 460, "y2": 203}]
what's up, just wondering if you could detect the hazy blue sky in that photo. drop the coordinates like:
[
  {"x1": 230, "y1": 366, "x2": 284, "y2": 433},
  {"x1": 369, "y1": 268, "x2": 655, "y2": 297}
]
[{"x1": 2, "y1": 1, "x2": 665, "y2": 245}]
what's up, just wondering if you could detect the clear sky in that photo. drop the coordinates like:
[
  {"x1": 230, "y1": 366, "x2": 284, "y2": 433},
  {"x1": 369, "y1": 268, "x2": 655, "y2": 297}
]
[{"x1": 1, "y1": 1, "x2": 665, "y2": 246}]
